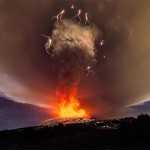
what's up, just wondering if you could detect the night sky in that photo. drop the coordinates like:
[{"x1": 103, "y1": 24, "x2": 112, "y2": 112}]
[{"x1": 1, "y1": 0, "x2": 150, "y2": 129}]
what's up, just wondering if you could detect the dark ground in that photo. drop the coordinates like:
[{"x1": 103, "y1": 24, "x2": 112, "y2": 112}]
[{"x1": 0, "y1": 114, "x2": 150, "y2": 150}]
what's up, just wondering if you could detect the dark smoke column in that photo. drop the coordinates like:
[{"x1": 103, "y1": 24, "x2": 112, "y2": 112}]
[{"x1": 50, "y1": 19, "x2": 99, "y2": 117}]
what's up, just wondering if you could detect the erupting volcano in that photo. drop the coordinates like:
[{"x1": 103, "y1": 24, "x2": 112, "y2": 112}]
[
  {"x1": 42, "y1": 11, "x2": 99, "y2": 118},
  {"x1": 59, "y1": 94, "x2": 87, "y2": 118}
]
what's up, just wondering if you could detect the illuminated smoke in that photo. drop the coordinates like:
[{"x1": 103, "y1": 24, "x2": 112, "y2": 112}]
[{"x1": 50, "y1": 19, "x2": 99, "y2": 101}]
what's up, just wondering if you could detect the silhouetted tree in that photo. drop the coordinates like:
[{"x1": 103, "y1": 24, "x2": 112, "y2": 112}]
[{"x1": 137, "y1": 114, "x2": 150, "y2": 122}]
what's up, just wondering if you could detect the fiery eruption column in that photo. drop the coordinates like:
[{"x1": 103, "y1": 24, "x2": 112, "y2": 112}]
[{"x1": 49, "y1": 19, "x2": 99, "y2": 118}]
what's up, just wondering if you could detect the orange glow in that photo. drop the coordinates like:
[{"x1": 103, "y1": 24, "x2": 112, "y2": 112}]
[{"x1": 58, "y1": 96, "x2": 87, "y2": 118}]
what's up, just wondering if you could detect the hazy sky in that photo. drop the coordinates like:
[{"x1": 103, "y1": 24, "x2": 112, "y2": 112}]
[{"x1": 0, "y1": 0, "x2": 150, "y2": 118}]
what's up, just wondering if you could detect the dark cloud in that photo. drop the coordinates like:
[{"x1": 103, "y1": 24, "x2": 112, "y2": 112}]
[
  {"x1": 114, "y1": 100, "x2": 150, "y2": 118},
  {"x1": 0, "y1": 0, "x2": 150, "y2": 118},
  {"x1": 0, "y1": 96, "x2": 51, "y2": 130}
]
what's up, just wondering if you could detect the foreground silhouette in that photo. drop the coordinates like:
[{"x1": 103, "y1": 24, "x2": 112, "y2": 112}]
[{"x1": 0, "y1": 114, "x2": 150, "y2": 149}]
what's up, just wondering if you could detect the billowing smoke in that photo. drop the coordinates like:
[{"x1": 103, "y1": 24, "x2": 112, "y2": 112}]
[{"x1": 50, "y1": 19, "x2": 99, "y2": 102}]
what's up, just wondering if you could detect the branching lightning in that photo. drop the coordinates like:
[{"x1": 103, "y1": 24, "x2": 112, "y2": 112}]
[
  {"x1": 84, "y1": 12, "x2": 91, "y2": 26},
  {"x1": 84, "y1": 66, "x2": 94, "y2": 77},
  {"x1": 73, "y1": 9, "x2": 82, "y2": 23},
  {"x1": 52, "y1": 10, "x2": 65, "y2": 23},
  {"x1": 40, "y1": 34, "x2": 54, "y2": 56},
  {"x1": 59, "y1": 10, "x2": 65, "y2": 22}
]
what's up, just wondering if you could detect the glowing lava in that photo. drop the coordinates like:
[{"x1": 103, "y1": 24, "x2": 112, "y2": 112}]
[{"x1": 59, "y1": 96, "x2": 87, "y2": 118}]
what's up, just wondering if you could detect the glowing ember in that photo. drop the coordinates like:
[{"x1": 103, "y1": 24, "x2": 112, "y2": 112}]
[{"x1": 59, "y1": 96, "x2": 87, "y2": 118}]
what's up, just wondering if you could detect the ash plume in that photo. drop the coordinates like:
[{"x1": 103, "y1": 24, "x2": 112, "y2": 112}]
[{"x1": 51, "y1": 19, "x2": 99, "y2": 100}]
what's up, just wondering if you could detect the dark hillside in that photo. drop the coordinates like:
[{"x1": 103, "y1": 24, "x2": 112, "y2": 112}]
[{"x1": 0, "y1": 114, "x2": 150, "y2": 149}]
